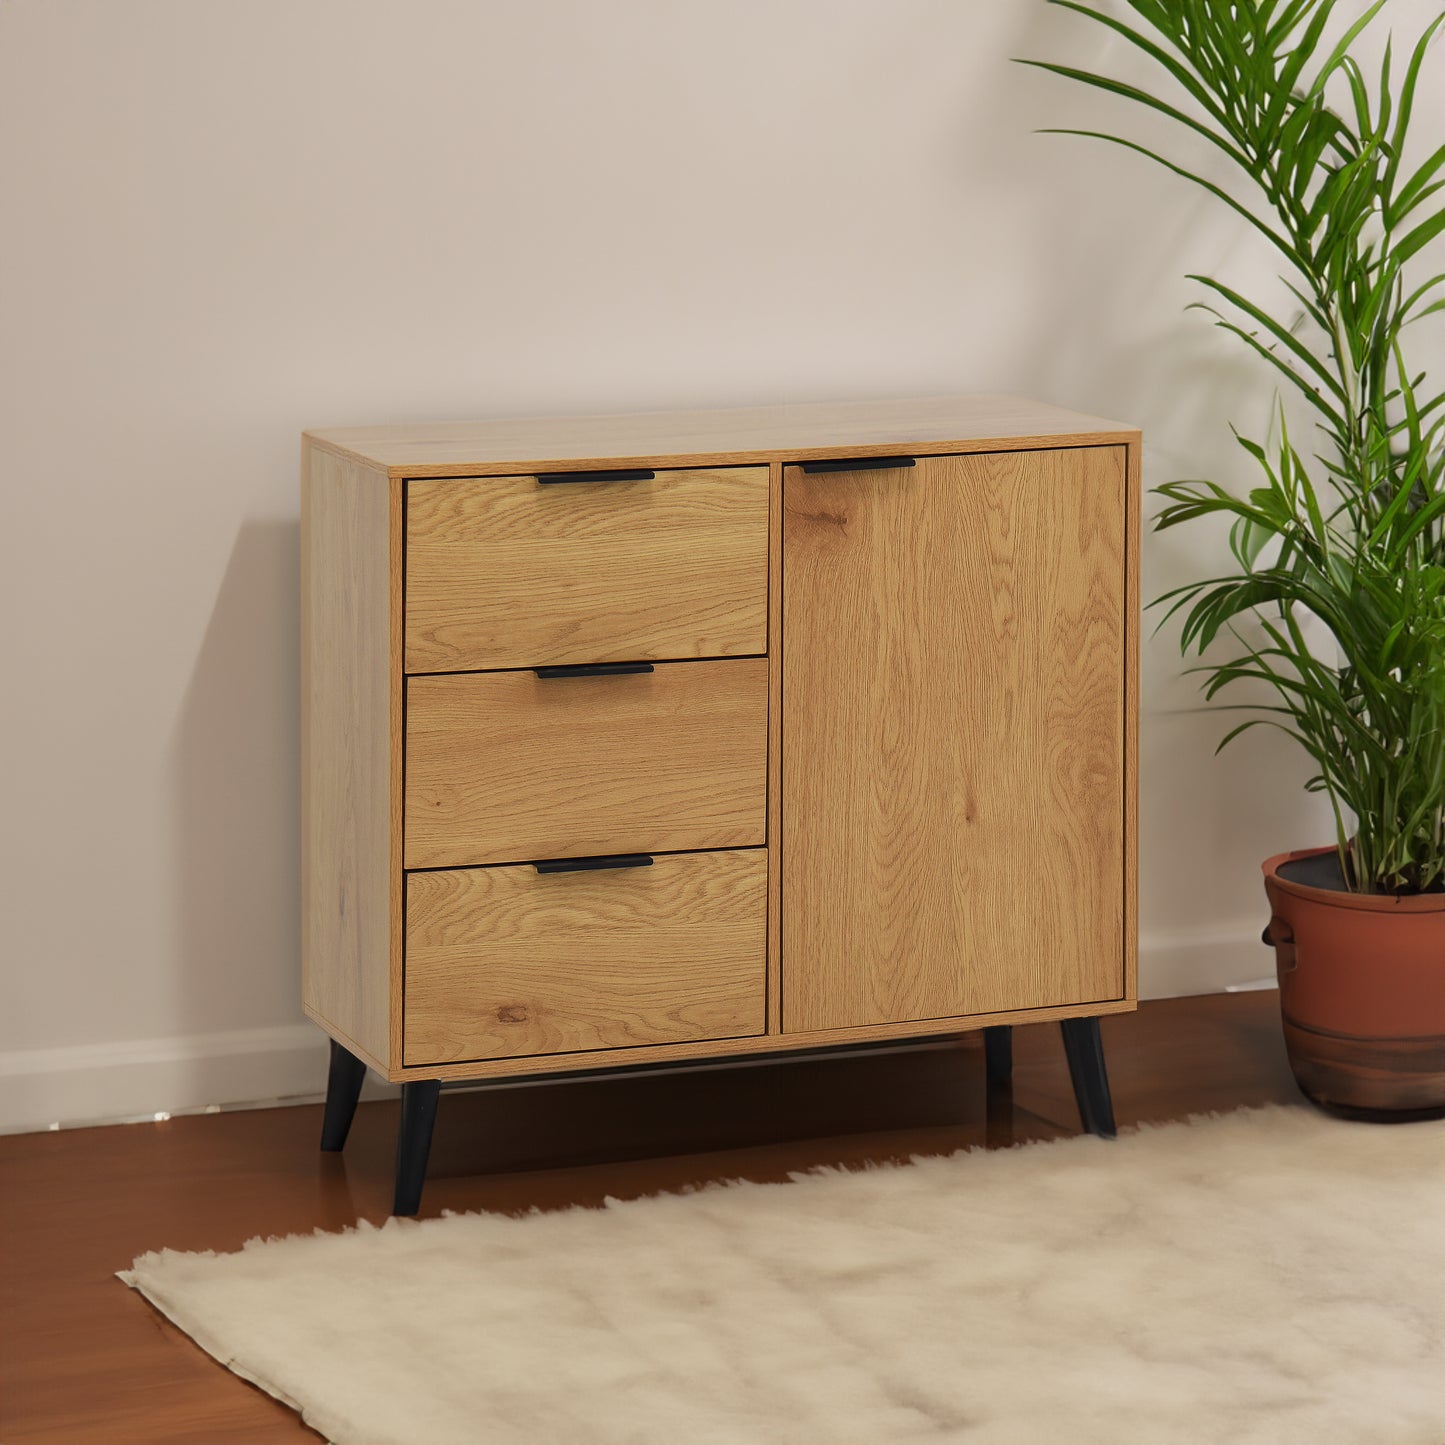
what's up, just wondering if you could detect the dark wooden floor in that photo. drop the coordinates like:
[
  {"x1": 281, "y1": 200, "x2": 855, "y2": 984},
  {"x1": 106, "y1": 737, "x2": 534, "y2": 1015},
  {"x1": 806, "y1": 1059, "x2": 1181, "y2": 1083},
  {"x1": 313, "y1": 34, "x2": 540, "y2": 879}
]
[{"x1": 0, "y1": 992, "x2": 1297, "y2": 1444}]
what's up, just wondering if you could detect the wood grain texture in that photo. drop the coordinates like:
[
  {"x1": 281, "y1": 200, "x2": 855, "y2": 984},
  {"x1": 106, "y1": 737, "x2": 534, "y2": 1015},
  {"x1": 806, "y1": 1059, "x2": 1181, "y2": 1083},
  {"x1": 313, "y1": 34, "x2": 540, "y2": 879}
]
[
  {"x1": 299, "y1": 398, "x2": 1141, "y2": 1086},
  {"x1": 389, "y1": 998, "x2": 1138, "y2": 1082},
  {"x1": 781, "y1": 447, "x2": 1129, "y2": 1034},
  {"x1": 405, "y1": 467, "x2": 768, "y2": 673},
  {"x1": 305, "y1": 395, "x2": 1138, "y2": 477},
  {"x1": 403, "y1": 851, "x2": 767, "y2": 1065},
  {"x1": 404, "y1": 658, "x2": 768, "y2": 869},
  {"x1": 300, "y1": 442, "x2": 396, "y2": 1070}
]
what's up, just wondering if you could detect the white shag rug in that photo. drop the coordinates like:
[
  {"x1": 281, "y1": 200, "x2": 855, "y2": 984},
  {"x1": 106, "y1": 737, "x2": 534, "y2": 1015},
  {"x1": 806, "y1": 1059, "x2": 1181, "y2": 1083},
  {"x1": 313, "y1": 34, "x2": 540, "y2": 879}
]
[{"x1": 121, "y1": 1105, "x2": 1445, "y2": 1445}]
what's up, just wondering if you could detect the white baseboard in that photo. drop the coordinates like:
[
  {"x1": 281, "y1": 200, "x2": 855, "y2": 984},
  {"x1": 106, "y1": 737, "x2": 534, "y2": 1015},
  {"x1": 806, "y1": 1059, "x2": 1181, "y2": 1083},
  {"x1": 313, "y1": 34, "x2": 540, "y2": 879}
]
[
  {"x1": 0, "y1": 928, "x2": 1268, "y2": 1134},
  {"x1": 1136, "y1": 924, "x2": 1272, "y2": 1000},
  {"x1": 0, "y1": 1022, "x2": 397, "y2": 1135}
]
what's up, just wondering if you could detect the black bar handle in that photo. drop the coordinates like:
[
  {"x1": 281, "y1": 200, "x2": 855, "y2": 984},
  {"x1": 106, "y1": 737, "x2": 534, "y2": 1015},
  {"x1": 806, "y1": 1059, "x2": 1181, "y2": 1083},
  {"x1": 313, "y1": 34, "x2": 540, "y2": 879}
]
[
  {"x1": 537, "y1": 468, "x2": 656, "y2": 485},
  {"x1": 534, "y1": 854, "x2": 655, "y2": 874},
  {"x1": 800, "y1": 455, "x2": 917, "y2": 474},
  {"x1": 533, "y1": 662, "x2": 655, "y2": 680}
]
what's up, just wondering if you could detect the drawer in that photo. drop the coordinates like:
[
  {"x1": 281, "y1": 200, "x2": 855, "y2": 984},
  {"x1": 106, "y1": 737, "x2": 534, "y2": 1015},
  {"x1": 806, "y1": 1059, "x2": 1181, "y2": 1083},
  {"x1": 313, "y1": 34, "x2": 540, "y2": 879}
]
[
  {"x1": 403, "y1": 850, "x2": 768, "y2": 1065},
  {"x1": 405, "y1": 466, "x2": 769, "y2": 673},
  {"x1": 405, "y1": 657, "x2": 768, "y2": 869}
]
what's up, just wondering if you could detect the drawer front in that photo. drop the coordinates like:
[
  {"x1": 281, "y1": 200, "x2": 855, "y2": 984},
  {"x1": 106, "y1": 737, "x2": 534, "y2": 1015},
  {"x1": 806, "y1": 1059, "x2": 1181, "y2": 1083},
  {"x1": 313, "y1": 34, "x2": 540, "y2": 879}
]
[
  {"x1": 405, "y1": 466, "x2": 769, "y2": 673},
  {"x1": 405, "y1": 657, "x2": 768, "y2": 869},
  {"x1": 404, "y1": 850, "x2": 768, "y2": 1065}
]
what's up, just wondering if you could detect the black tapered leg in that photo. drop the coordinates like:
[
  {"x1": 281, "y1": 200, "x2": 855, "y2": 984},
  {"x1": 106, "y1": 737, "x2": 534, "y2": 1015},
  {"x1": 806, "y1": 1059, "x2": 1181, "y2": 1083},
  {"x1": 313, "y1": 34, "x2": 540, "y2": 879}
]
[
  {"x1": 320, "y1": 1039, "x2": 368, "y2": 1152},
  {"x1": 393, "y1": 1081, "x2": 441, "y2": 1216},
  {"x1": 983, "y1": 1025, "x2": 1013, "y2": 1087},
  {"x1": 1059, "y1": 1016, "x2": 1117, "y2": 1139},
  {"x1": 982, "y1": 1025, "x2": 1015, "y2": 1148}
]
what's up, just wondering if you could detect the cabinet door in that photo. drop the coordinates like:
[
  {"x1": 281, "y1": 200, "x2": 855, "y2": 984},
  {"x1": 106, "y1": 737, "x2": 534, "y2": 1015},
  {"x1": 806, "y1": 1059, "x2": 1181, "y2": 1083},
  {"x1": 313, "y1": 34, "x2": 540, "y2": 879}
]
[{"x1": 782, "y1": 448, "x2": 1128, "y2": 1033}]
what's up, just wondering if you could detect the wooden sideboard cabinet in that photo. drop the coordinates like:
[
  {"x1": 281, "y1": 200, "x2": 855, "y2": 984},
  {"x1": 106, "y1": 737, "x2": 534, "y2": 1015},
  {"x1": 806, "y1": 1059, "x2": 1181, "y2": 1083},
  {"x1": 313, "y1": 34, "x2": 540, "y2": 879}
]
[{"x1": 302, "y1": 395, "x2": 1140, "y2": 1213}]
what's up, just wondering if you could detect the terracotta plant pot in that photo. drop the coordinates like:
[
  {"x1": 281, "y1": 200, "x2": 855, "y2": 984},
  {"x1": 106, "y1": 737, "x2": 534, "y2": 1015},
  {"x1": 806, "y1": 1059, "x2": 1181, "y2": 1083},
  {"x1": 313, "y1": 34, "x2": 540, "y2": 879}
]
[{"x1": 1262, "y1": 847, "x2": 1445, "y2": 1121}]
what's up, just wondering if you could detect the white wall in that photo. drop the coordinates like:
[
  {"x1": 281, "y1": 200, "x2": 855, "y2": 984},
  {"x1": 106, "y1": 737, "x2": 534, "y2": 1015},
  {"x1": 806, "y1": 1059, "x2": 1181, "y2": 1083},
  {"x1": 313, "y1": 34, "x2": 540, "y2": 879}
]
[{"x1": 3, "y1": 1, "x2": 1437, "y2": 1129}]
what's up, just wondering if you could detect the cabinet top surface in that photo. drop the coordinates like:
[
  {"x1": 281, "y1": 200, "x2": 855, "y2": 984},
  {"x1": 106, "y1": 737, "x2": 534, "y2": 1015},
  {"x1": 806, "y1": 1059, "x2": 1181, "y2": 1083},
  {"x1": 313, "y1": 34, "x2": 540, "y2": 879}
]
[{"x1": 304, "y1": 394, "x2": 1138, "y2": 477}]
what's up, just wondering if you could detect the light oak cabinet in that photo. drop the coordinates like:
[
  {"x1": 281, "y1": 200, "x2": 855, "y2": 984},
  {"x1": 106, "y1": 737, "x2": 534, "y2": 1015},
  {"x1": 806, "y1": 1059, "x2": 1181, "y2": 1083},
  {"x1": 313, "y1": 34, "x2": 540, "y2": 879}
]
[{"x1": 302, "y1": 396, "x2": 1140, "y2": 1213}]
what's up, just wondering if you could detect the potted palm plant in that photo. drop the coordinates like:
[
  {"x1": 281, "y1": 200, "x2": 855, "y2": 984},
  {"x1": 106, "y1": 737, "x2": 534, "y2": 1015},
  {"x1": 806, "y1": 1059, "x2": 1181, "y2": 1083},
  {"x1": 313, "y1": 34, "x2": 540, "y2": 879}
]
[{"x1": 1025, "y1": 0, "x2": 1445, "y2": 1119}]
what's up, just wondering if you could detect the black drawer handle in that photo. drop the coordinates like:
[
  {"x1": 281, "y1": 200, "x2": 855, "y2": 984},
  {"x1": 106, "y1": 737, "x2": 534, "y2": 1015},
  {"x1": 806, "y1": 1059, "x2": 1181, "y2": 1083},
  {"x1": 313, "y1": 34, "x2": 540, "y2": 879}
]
[
  {"x1": 537, "y1": 468, "x2": 656, "y2": 485},
  {"x1": 533, "y1": 662, "x2": 655, "y2": 680},
  {"x1": 534, "y1": 854, "x2": 655, "y2": 874},
  {"x1": 800, "y1": 456, "x2": 917, "y2": 474}
]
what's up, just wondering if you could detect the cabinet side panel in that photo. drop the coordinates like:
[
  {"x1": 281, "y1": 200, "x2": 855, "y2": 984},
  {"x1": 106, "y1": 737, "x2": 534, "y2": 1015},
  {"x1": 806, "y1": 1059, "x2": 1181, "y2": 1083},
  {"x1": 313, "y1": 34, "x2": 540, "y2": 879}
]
[
  {"x1": 301, "y1": 443, "x2": 394, "y2": 1069},
  {"x1": 1124, "y1": 438, "x2": 1141, "y2": 1002},
  {"x1": 767, "y1": 461, "x2": 783, "y2": 1033}
]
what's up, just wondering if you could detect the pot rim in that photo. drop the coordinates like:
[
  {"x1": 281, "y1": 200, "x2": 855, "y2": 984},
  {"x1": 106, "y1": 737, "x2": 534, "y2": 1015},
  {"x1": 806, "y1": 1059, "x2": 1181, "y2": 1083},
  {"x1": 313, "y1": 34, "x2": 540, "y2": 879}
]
[{"x1": 1263, "y1": 846, "x2": 1445, "y2": 914}]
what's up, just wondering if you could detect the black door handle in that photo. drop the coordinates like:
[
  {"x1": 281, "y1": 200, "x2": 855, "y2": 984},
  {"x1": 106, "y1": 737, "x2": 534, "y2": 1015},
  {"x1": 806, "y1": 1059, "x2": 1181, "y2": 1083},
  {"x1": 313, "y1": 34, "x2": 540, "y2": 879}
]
[
  {"x1": 537, "y1": 468, "x2": 656, "y2": 485},
  {"x1": 534, "y1": 854, "x2": 655, "y2": 874},
  {"x1": 533, "y1": 662, "x2": 655, "y2": 679},
  {"x1": 800, "y1": 456, "x2": 917, "y2": 474}
]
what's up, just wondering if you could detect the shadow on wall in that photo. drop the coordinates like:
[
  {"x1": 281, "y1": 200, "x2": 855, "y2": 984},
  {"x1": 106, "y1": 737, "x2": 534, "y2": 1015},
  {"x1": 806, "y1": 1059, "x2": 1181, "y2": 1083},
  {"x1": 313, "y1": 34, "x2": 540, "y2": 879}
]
[{"x1": 169, "y1": 518, "x2": 301, "y2": 1037}]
